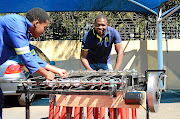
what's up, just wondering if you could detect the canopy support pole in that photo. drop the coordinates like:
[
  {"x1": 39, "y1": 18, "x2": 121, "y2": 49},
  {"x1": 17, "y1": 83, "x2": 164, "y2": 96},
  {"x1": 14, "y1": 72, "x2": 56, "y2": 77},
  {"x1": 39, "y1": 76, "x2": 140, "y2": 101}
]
[{"x1": 157, "y1": 8, "x2": 163, "y2": 70}]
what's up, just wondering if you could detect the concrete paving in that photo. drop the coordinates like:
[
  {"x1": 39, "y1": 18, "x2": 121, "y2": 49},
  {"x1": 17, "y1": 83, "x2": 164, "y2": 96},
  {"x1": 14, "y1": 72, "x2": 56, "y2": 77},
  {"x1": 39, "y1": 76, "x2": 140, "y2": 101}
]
[{"x1": 2, "y1": 90, "x2": 180, "y2": 119}]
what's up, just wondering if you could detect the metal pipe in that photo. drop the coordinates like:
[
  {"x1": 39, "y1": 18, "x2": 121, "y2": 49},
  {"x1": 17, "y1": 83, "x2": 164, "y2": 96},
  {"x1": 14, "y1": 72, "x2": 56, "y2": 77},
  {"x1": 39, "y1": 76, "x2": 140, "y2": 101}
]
[
  {"x1": 128, "y1": 0, "x2": 157, "y2": 15},
  {"x1": 9, "y1": 80, "x2": 122, "y2": 85},
  {"x1": 157, "y1": 8, "x2": 163, "y2": 70},
  {"x1": 25, "y1": 91, "x2": 30, "y2": 119},
  {"x1": 159, "y1": 5, "x2": 180, "y2": 23}
]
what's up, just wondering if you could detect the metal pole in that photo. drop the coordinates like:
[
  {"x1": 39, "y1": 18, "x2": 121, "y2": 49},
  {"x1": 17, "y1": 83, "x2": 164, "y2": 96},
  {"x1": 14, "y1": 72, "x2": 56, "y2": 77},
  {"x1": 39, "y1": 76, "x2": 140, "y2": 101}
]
[
  {"x1": 159, "y1": 5, "x2": 180, "y2": 23},
  {"x1": 25, "y1": 90, "x2": 30, "y2": 119},
  {"x1": 157, "y1": 8, "x2": 163, "y2": 70},
  {"x1": 128, "y1": 0, "x2": 157, "y2": 15},
  {"x1": 146, "y1": 101, "x2": 149, "y2": 119}
]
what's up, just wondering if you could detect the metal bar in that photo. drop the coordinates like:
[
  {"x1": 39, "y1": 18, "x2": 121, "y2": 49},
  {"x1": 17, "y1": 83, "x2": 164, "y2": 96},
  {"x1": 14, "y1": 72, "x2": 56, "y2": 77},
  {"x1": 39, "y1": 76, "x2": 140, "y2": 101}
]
[
  {"x1": 157, "y1": 8, "x2": 163, "y2": 70},
  {"x1": 159, "y1": 5, "x2": 180, "y2": 23},
  {"x1": 60, "y1": 90, "x2": 111, "y2": 95},
  {"x1": 25, "y1": 91, "x2": 30, "y2": 119},
  {"x1": 145, "y1": 69, "x2": 166, "y2": 81},
  {"x1": 145, "y1": 70, "x2": 166, "y2": 73},
  {"x1": 7, "y1": 80, "x2": 122, "y2": 85},
  {"x1": 17, "y1": 89, "x2": 112, "y2": 96},
  {"x1": 145, "y1": 70, "x2": 166, "y2": 80},
  {"x1": 128, "y1": 0, "x2": 157, "y2": 15},
  {"x1": 146, "y1": 102, "x2": 149, "y2": 119},
  {"x1": 17, "y1": 90, "x2": 62, "y2": 94}
]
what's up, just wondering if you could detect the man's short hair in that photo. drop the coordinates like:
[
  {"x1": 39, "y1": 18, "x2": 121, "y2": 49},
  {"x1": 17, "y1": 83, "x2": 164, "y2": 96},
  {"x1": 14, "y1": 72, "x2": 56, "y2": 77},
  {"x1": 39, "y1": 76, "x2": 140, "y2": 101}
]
[
  {"x1": 94, "y1": 14, "x2": 108, "y2": 23},
  {"x1": 26, "y1": 7, "x2": 49, "y2": 23}
]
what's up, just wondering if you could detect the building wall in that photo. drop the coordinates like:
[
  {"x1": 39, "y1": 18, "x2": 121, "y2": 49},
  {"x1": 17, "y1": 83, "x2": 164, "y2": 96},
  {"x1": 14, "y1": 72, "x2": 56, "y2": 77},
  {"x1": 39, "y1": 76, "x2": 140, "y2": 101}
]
[{"x1": 30, "y1": 39, "x2": 180, "y2": 89}]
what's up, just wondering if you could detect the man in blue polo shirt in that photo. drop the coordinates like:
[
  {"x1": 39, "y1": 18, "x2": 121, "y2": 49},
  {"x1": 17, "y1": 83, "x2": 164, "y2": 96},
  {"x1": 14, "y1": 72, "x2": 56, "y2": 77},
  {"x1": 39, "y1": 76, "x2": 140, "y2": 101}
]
[
  {"x1": 80, "y1": 14, "x2": 123, "y2": 71},
  {"x1": 0, "y1": 8, "x2": 68, "y2": 119}
]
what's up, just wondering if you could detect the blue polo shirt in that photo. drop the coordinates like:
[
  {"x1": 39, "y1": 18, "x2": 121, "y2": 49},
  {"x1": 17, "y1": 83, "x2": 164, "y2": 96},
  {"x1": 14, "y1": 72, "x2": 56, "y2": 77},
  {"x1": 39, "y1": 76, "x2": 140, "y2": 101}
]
[
  {"x1": 81, "y1": 26, "x2": 121, "y2": 64},
  {"x1": 0, "y1": 14, "x2": 47, "y2": 74}
]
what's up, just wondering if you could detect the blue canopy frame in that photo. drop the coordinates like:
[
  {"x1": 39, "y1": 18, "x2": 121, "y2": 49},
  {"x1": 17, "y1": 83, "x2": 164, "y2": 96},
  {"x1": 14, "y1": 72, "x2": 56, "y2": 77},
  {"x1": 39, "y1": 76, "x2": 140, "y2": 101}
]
[{"x1": 0, "y1": 0, "x2": 180, "y2": 70}]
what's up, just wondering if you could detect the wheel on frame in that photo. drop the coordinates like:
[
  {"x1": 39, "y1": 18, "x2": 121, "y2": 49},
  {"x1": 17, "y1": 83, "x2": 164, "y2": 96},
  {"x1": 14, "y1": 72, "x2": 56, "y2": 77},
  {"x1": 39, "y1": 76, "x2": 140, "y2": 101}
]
[{"x1": 147, "y1": 73, "x2": 161, "y2": 112}]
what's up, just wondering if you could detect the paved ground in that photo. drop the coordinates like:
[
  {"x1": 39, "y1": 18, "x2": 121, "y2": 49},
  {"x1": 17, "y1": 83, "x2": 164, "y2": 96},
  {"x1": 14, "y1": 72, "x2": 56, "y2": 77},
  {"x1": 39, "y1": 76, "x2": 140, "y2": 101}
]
[{"x1": 2, "y1": 90, "x2": 180, "y2": 119}]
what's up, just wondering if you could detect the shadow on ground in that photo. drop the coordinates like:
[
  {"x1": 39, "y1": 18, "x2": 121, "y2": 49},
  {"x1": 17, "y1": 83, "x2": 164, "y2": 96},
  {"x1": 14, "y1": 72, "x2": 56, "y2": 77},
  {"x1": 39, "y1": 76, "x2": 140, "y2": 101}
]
[
  {"x1": 161, "y1": 90, "x2": 180, "y2": 103},
  {"x1": 31, "y1": 95, "x2": 49, "y2": 106}
]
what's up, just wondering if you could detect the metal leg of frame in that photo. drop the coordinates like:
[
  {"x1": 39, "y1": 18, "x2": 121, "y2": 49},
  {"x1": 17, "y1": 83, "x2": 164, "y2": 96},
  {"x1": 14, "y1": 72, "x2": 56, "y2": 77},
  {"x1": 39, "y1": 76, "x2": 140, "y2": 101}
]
[
  {"x1": 25, "y1": 90, "x2": 30, "y2": 119},
  {"x1": 146, "y1": 102, "x2": 149, "y2": 119}
]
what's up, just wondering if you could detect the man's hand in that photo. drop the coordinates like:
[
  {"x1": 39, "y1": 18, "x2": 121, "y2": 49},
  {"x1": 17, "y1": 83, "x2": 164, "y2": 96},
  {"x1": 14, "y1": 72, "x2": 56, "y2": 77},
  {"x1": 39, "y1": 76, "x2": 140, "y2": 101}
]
[
  {"x1": 57, "y1": 69, "x2": 69, "y2": 78},
  {"x1": 44, "y1": 71, "x2": 55, "y2": 81},
  {"x1": 36, "y1": 67, "x2": 55, "y2": 81},
  {"x1": 43, "y1": 64, "x2": 69, "y2": 79}
]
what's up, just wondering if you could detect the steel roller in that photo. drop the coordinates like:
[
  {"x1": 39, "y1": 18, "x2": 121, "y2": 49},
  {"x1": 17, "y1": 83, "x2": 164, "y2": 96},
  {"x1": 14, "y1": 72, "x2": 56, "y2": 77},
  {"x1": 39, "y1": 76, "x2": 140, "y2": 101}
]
[{"x1": 147, "y1": 73, "x2": 161, "y2": 112}]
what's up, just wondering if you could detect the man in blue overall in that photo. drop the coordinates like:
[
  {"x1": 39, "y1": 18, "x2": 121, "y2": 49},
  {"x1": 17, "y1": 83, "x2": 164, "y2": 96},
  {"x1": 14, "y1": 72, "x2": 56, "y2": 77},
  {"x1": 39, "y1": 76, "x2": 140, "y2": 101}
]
[
  {"x1": 0, "y1": 8, "x2": 68, "y2": 119},
  {"x1": 80, "y1": 15, "x2": 123, "y2": 71}
]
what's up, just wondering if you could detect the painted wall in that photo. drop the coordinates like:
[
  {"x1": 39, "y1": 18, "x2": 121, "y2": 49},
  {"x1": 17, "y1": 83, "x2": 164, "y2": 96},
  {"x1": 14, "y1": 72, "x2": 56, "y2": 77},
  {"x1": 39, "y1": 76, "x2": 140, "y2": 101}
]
[{"x1": 30, "y1": 39, "x2": 180, "y2": 89}]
